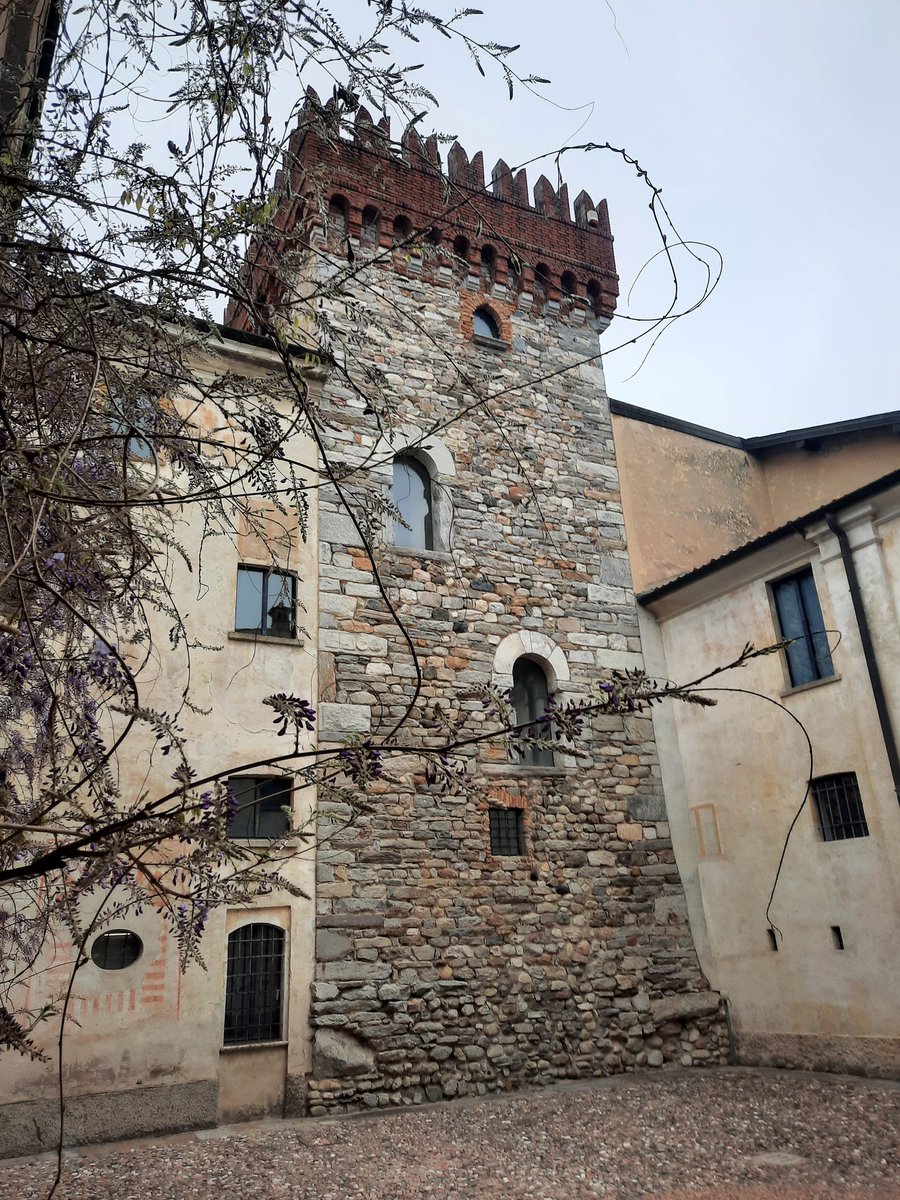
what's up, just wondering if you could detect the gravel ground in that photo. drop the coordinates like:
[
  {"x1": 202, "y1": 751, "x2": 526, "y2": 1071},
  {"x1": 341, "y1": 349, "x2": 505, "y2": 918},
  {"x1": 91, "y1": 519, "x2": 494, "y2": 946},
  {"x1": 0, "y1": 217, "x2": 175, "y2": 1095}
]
[{"x1": 1, "y1": 1068, "x2": 898, "y2": 1200}]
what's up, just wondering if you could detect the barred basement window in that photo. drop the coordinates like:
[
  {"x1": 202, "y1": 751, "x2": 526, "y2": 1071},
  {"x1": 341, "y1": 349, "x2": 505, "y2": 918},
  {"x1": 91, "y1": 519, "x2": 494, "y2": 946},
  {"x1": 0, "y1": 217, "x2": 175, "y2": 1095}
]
[
  {"x1": 224, "y1": 923, "x2": 285, "y2": 1045},
  {"x1": 90, "y1": 930, "x2": 142, "y2": 971},
  {"x1": 235, "y1": 565, "x2": 297, "y2": 637},
  {"x1": 812, "y1": 772, "x2": 869, "y2": 841},
  {"x1": 488, "y1": 805, "x2": 525, "y2": 856}
]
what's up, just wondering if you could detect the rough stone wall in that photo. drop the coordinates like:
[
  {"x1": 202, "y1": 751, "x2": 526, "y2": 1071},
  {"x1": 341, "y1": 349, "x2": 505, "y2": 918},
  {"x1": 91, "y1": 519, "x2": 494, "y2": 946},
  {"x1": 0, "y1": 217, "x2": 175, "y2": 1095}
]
[{"x1": 304, "y1": 233, "x2": 727, "y2": 1113}]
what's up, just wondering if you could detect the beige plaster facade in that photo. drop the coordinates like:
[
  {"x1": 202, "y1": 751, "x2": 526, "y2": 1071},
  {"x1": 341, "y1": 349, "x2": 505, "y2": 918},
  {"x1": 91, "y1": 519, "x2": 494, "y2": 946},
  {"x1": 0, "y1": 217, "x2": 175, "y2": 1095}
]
[
  {"x1": 612, "y1": 402, "x2": 900, "y2": 593},
  {"x1": 0, "y1": 337, "x2": 321, "y2": 1155},
  {"x1": 617, "y1": 402, "x2": 900, "y2": 1078}
]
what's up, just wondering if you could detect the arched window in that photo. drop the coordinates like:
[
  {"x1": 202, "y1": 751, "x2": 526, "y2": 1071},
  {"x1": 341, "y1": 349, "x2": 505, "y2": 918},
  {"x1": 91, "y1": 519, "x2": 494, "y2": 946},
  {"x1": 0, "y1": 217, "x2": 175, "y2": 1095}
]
[
  {"x1": 586, "y1": 279, "x2": 602, "y2": 313},
  {"x1": 480, "y1": 244, "x2": 496, "y2": 284},
  {"x1": 511, "y1": 658, "x2": 554, "y2": 767},
  {"x1": 560, "y1": 271, "x2": 577, "y2": 299},
  {"x1": 224, "y1": 923, "x2": 285, "y2": 1045},
  {"x1": 472, "y1": 306, "x2": 500, "y2": 339},
  {"x1": 328, "y1": 195, "x2": 347, "y2": 242},
  {"x1": 452, "y1": 234, "x2": 470, "y2": 276},
  {"x1": 361, "y1": 205, "x2": 380, "y2": 247},
  {"x1": 392, "y1": 214, "x2": 412, "y2": 245},
  {"x1": 392, "y1": 456, "x2": 433, "y2": 550},
  {"x1": 534, "y1": 262, "x2": 551, "y2": 299}
]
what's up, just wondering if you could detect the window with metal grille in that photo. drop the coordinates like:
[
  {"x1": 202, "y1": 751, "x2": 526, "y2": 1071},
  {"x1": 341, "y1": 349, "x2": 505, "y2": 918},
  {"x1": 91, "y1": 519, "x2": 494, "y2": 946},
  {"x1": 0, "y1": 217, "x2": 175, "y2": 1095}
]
[
  {"x1": 224, "y1": 923, "x2": 285, "y2": 1045},
  {"x1": 227, "y1": 776, "x2": 291, "y2": 839},
  {"x1": 812, "y1": 772, "x2": 869, "y2": 841},
  {"x1": 234, "y1": 565, "x2": 297, "y2": 637},
  {"x1": 510, "y1": 657, "x2": 554, "y2": 767},
  {"x1": 90, "y1": 930, "x2": 142, "y2": 970},
  {"x1": 488, "y1": 805, "x2": 525, "y2": 856},
  {"x1": 772, "y1": 567, "x2": 834, "y2": 687}
]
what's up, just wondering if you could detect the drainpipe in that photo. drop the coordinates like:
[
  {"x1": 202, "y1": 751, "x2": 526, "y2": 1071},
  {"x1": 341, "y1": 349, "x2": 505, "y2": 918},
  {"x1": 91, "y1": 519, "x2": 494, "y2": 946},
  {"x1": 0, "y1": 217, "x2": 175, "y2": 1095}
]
[{"x1": 824, "y1": 511, "x2": 900, "y2": 805}]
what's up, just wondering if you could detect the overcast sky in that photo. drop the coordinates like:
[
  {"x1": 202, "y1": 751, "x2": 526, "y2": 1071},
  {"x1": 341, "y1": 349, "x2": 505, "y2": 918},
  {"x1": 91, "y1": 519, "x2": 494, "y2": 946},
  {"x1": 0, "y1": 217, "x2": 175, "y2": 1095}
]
[{"x1": 364, "y1": 1, "x2": 900, "y2": 437}]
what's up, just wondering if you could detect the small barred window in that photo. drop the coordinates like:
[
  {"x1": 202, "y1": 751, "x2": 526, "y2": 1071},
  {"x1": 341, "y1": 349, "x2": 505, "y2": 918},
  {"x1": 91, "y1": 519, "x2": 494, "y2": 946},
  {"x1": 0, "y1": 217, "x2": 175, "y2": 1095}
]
[
  {"x1": 812, "y1": 773, "x2": 869, "y2": 841},
  {"x1": 488, "y1": 805, "x2": 525, "y2": 856}
]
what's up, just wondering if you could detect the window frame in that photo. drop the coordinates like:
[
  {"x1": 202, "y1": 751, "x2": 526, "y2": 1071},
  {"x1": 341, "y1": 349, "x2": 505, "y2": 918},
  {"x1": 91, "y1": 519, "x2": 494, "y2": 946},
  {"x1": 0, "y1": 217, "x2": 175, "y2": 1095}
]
[
  {"x1": 234, "y1": 564, "x2": 298, "y2": 638},
  {"x1": 472, "y1": 306, "x2": 500, "y2": 339},
  {"x1": 226, "y1": 775, "x2": 292, "y2": 840},
  {"x1": 771, "y1": 565, "x2": 835, "y2": 688},
  {"x1": 223, "y1": 922, "x2": 286, "y2": 1047},
  {"x1": 509, "y1": 656, "x2": 555, "y2": 768},
  {"x1": 811, "y1": 772, "x2": 870, "y2": 842},
  {"x1": 90, "y1": 930, "x2": 143, "y2": 971},
  {"x1": 391, "y1": 455, "x2": 434, "y2": 551},
  {"x1": 108, "y1": 392, "x2": 158, "y2": 461}
]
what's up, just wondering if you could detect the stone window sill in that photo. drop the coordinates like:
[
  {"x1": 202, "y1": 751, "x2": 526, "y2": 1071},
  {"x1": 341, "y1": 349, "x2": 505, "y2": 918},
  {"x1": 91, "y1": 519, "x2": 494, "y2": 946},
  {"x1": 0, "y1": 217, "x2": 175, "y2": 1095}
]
[
  {"x1": 228, "y1": 630, "x2": 303, "y2": 647},
  {"x1": 472, "y1": 333, "x2": 509, "y2": 352},
  {"x1": 482, "y1": 763, "x2": 570, "y2": 779},
  {"x1": 382, "y1": 545, "x2": 453, "y2": 564},
  {"x1": 780, "y1": 672, "x2": 841, "y2": 699},
  {"x1": 220, "y1": 1040, "x2": 288, "y2": 1054}
]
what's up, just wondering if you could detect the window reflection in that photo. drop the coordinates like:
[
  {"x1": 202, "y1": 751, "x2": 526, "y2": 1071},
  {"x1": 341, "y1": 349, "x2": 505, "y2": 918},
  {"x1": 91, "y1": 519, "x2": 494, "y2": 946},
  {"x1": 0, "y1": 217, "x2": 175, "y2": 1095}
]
[
  {"x1": 392, "y1": 457, "x2": 433, "y2": 550},
  {"x1": 511, "y1": 658, "x2": 554, "y2": 767}
]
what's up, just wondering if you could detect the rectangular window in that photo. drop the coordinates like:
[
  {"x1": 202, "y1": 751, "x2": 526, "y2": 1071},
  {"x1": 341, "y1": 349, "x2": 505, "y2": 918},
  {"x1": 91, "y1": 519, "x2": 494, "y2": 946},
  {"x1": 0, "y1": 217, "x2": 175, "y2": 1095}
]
[
  {"x1": 235, "y1": 565, "x2": 296, "y2": 637},
  {"x1": 488, "y1": 805, "x2": 525, "y2": 856},
  {"x1": 812, "y1": 772, "x2": 869, "y2": 841},
  {"x1": 772, "y1": 566, "x2": 834, "y2": 687},
  {"x1": 227, "y1": 776, "x2": 291, "y2": 839},
  {"x1": 109, "y1": 393, "x2": 156, "y2": 461}
]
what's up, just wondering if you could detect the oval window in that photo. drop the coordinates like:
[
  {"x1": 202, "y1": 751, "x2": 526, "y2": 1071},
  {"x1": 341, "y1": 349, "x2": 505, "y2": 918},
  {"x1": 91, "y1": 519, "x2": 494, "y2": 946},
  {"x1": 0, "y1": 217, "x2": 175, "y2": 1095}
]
[{"x1": 90, "y1": 930, "x2": 143, "y2": 971}]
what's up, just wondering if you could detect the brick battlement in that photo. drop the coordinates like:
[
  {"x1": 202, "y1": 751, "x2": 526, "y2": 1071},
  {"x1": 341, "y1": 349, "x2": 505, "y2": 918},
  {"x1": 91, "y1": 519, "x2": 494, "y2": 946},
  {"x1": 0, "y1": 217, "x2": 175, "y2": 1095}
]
[{"x1": 226, "y1": 87, "x2": 618, "y2": 332}]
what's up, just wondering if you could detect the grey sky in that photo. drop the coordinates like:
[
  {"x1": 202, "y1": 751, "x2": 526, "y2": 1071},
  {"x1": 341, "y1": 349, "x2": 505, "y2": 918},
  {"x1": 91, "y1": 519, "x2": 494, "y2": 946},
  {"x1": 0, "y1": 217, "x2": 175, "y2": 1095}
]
[{"x1": 366, "y1": 1, "x2": 899, "y2": 437}]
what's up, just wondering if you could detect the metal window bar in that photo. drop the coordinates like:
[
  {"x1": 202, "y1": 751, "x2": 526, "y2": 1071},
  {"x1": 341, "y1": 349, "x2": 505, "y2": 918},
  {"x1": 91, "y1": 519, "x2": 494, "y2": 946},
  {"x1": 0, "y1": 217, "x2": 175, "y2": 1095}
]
[
  {"x1": 489, "y1": 806, "x2": 524, "y2": 856},
  {"x1": 91, "y1": 930, "x2": 142, "y2": 970},
  {"x1": 812, "y1": 773, "x2": 869, "y2": 841},
  {"x1": 224, "y1": 923, "x2": 285, "y2": 1045}
]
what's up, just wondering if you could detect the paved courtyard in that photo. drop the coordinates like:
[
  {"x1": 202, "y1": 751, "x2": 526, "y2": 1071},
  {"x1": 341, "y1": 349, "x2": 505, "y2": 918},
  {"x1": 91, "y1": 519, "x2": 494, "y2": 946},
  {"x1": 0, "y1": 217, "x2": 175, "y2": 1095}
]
[{"x1": 1, "y1": 1068, "x2": 897, "y2": 1200}]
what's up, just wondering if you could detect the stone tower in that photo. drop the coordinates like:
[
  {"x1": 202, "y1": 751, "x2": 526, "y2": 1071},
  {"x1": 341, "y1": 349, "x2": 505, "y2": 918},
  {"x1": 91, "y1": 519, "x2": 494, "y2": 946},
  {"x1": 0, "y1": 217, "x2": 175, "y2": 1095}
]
[{"x1": 229, "y1": 90, "x2": 726, "y2": 1114}]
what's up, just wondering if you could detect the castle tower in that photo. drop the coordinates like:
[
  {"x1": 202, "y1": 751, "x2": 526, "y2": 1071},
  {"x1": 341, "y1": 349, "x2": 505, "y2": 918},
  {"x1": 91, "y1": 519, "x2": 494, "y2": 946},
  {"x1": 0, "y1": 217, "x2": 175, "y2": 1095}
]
[{"x1": 229, "y1": 91, "x2": 725, "y2": 1114}]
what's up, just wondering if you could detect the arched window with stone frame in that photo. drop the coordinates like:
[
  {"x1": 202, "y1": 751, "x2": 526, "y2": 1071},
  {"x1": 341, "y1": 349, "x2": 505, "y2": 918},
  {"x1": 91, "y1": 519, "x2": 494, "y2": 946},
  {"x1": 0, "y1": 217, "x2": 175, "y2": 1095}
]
[
  {"x1": 392, "y1": 455, "x2": 433, "y2": 550},
  {"x1": 510, "y1": 657, "x2": 554, "y2": 767},
  {"x1": 381, "y1": 429, "x2": 456, "y2": 556},
  {"x1": 491, "y1": 631, "x2": 571, "y2": 773}
]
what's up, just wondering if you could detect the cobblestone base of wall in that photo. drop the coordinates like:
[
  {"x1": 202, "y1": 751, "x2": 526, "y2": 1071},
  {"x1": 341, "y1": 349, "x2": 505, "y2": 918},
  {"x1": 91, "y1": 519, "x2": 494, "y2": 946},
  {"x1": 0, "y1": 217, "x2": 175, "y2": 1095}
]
[{"x1": 736, "y1": 1032, "x2": 900, "y2": 1081}]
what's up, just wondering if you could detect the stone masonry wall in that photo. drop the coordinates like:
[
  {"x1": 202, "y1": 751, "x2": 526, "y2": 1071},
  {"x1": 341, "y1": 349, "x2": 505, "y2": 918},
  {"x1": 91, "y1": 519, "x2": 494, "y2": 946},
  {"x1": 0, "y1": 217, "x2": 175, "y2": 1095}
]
[{"x1": 303, "y1": 235, "x2": 727, "y2": 1112}]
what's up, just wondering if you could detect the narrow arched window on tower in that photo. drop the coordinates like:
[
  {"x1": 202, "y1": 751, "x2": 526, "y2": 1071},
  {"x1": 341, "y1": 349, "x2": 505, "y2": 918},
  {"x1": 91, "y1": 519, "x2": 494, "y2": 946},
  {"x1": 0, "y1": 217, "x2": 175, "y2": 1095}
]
[
  {"x1": 472, "y1": 306, "x2": 500, "y2": 339},
  {"x1": 361, "y1": 205, "x2": 380, "y2": 247},
  {"x1": 328, "y1": 195, "x2": 348, "y2": 243},
  {"x1": 392, "y1": 214, "x2": 412, "y2": 245},
  {"x1": 480, "y1": 244, "x2": 496, "y2": 285},
  {"x1": 510, "y1": 657, "x2": 554, "y2": 767},
  {"x1": 392, "y1": 456, "x2": 433, "y2": 550}
]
